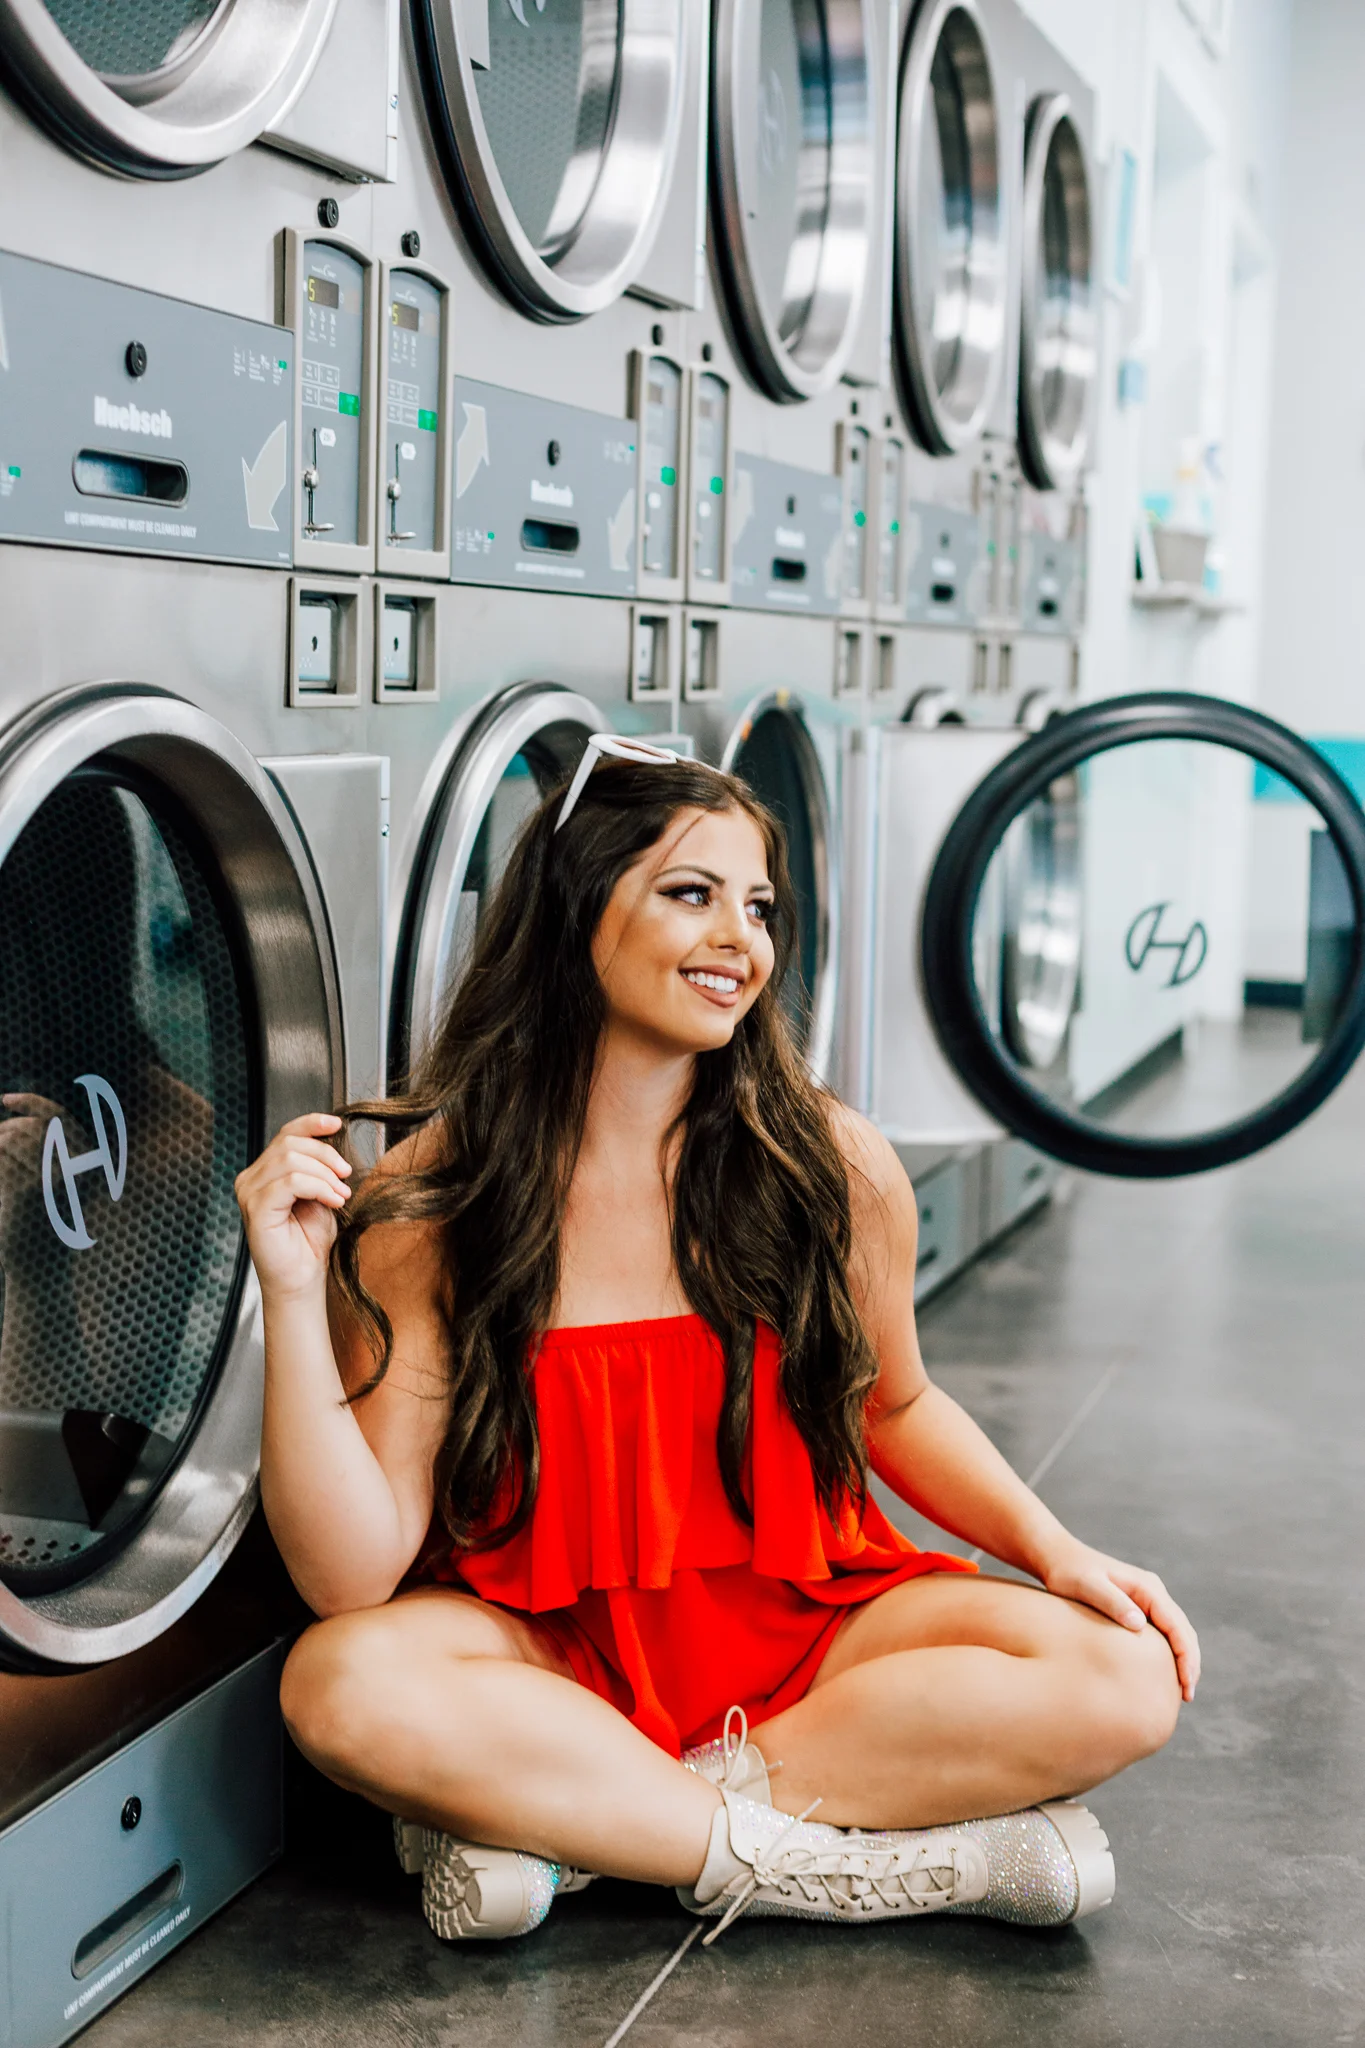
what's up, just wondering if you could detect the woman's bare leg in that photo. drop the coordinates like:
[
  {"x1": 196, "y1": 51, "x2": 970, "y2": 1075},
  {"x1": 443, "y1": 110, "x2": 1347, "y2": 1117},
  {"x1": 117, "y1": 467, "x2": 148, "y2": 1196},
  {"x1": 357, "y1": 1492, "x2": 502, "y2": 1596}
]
[
  {"x1": 752, "y1": 1574, "x2": 1182, "y2": 1830},
  {"x1": 280, "y1": 1586, "x2": 719, "y2": 1885}
]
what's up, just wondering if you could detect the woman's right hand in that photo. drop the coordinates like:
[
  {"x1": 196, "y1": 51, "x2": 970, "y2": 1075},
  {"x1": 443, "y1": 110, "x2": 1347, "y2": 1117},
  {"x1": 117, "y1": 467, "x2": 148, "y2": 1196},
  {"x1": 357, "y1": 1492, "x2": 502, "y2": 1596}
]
[{"x1": 234, "y1": 1113, "x2": 353, "y2": 1302}]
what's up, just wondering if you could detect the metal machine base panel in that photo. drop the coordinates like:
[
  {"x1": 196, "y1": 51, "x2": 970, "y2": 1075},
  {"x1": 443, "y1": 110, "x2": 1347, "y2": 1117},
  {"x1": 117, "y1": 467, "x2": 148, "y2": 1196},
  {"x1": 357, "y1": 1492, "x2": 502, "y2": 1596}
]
[{"x1": 0, "y1": 1641, "x2": 284, "y2": 2048}]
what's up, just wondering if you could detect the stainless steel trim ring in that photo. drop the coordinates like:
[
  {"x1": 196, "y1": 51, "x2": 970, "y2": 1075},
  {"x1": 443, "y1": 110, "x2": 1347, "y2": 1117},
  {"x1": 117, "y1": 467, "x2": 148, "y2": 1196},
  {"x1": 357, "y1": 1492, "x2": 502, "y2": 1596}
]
[
  {"x1": 412, "y1": 0, "x2": 685, "y2": 323},
  {"x1": 894, "y1": 0, "x2": 1007, "y2": 455},
  {"x1": 0, "y1": 685, "x2": 341, "y2": 1666},
  {"x1": 1000, "y1": 771, "x2": 1082, "y2": 1072},
  {"x1": 1017, "y1": 91, "x2": 1095, "y2": 491},
  {"x1": 0, "y1": 0, "x2": 339, "y2": 178},
  {"x1": 711, "y1": 0, "x2": 875, "y2": 402},
  {"x1": 396, "y1": 685, "x2": 603, "y2": 1076},
  {"x1": 721, "y1": 690, "x2": 837, "y2": 1081}
]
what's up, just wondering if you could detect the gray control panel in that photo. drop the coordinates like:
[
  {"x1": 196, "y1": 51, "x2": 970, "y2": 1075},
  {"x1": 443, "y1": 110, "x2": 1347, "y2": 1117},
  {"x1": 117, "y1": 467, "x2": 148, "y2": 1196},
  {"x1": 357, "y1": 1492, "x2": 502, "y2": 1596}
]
[
  {"x1": 903, "y1": 502, "x2": 982, "y2": 628},
  {"x1": 639, "y1": 354, "x2": 682, "y2": 585},
  {"x1": 840, "y1": 424, "x2": 872, "y2": 607},
  {"x1": 876, "y1": 437, "x2": 904, "y2": 612},
  {"x1": 729, "y1": 453, "x2": 844, "y2": 616},
  {"x1": 0, "y1": 250, "x2": 292, "y2": 567},
  {"x1": 450, "y1": 378, "x2": 639, "y2": 599},
  {"x1": 689, "y1": 370, "x2": 729, "y2": 594},
  {"x1": 380, "y1": 266, "x2": 447, "y2": 578},
  {"x1": 1020, "y1": 531, "x2": 1085, "y2": 634},
  {"x1": 298, "y1": 240, "x2": 366, "y2": 550}
]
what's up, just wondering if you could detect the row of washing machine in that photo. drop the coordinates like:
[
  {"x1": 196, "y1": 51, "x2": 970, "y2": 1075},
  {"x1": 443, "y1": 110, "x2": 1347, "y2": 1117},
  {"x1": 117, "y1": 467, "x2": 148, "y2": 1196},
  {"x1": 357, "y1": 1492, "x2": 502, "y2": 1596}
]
[{"x1": 0, "y1": 1, "x2": 1101, "y2": 2037}]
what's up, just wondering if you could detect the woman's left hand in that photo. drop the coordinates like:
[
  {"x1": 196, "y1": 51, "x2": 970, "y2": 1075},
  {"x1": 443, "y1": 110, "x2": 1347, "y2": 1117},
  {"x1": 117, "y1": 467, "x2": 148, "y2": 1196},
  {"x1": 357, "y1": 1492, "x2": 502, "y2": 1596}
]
[{"x1": 1035, "y1": 1537, "x2": 1200, "y2": 1702}]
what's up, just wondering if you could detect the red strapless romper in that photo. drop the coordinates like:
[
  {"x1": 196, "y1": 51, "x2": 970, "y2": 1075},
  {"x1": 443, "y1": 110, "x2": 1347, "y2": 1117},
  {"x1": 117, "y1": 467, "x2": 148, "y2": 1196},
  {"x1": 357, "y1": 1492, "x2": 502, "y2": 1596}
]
[{"x1": 427, "y1": 1314, "x2": 974, "y2": 1756}]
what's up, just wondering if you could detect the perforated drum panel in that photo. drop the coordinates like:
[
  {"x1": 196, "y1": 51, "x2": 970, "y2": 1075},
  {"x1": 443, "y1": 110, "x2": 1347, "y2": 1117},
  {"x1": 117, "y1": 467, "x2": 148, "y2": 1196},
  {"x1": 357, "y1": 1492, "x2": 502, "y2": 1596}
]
[
  {"x1": 0, "y1": 768, "x2": 252, "y2": 1593},
  {"x1": 731, "y1": 709, "x2": 820, "y2": 1047},
  {"x1": 474, "y1": 0, "x2": 621, "y2": 256},
  {"x1": 42, "y1": 0, "x2": 224, "y2": 77}
]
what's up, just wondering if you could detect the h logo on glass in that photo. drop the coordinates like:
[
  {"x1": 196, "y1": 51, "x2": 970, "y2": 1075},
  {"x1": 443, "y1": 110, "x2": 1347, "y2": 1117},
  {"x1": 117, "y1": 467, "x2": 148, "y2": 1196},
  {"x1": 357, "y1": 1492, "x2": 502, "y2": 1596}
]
[
  {"x1": 1124, "y1": 903, "x2": 1208, "y2": 989},
  {"x1": 42, "y1": 1074, "x2": 127, "y2": 1250}
]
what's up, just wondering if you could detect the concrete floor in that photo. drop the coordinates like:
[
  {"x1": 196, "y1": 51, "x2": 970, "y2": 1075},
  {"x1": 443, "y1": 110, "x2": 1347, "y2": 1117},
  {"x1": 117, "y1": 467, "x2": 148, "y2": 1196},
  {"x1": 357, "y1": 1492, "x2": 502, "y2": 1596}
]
[{"x1": 82, "y1": 1064, "x2": 1365, "y2": 2047}]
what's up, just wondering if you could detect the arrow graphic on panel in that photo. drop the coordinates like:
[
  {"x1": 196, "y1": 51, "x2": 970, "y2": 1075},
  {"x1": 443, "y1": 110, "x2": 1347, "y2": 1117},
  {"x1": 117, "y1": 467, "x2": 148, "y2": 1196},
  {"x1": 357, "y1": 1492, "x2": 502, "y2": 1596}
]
[
  {"x1": 456, "y1": 404, "x2": 490, "y2": 498},
  {"x1": 730, "y1": 464, "x2": 754, "y2": 550},
  {"x1": 607, "y1": 487, "x2": 636, "y2": 574},
  {"x1": 242, "y1": 420, "x2": 287, "y2": 531}
]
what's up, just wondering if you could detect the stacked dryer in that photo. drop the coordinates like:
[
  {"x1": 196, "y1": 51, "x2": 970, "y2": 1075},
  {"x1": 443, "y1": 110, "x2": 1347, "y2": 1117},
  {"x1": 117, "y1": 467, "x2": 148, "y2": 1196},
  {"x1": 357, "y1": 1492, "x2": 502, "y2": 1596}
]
[{"x1": 851, "y1": 0, "x2": 1097, "y2": 1297}]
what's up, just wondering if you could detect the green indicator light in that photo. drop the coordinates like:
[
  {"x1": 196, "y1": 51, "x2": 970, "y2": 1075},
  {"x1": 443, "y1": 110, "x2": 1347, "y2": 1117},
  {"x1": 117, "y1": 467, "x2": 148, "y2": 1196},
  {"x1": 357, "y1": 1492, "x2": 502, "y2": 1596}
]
[
  {"x1": 277, "y1": 358, "x2": 288, "y2": 371},
  {"x1": 629, "y1": 443, "x2": 636, "y2": 454},
  {"x1": 890, "y1": 519, "x2": 899, "y2": 533},
  {"x1": 6, "y1": 465, "x2": 19, "y2": 478},
  {"x1": 853, "y1": 509, "x2": 866, "y2": 527},
  {"x1": 660, "y1": 464, "x2": 676, "y2": 486},
  {"x1": 338, "y1": 392, "x2": 360, "y2": 416},
  {"x1": 709, "y1": 476, "x2": 724, "y2": 495},
  {"x1": 418, "y1": 408, "x2": 438, "y2": 432},
  {"x1": 487, "y1": 531, "x2": 495, "y2": 541}
]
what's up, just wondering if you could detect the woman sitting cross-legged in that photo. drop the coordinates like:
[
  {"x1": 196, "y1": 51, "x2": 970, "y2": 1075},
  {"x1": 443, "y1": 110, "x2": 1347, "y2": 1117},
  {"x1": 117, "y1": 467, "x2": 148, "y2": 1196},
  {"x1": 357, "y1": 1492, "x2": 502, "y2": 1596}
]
[{"x1": 234, "y1": 742, "x2": 1196, "y2": 1942}]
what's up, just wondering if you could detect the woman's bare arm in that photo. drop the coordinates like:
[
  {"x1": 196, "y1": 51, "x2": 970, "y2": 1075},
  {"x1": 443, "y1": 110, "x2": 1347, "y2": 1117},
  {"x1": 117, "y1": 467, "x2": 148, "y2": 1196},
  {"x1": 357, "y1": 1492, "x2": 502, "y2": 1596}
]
[
  {"x1": 240, "y1": 1117, "x2": 454, "y2": 1617},
  {"x1": 832, "y1": 1105, "x2": 1199, "y2": 1699}
]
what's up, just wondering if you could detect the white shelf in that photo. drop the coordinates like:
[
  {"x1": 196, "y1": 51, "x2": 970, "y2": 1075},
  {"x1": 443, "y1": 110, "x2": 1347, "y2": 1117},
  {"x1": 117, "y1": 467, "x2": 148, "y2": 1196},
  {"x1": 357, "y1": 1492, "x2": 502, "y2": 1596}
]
[{"x1": 1131, "y1": 583, "x2": 1246, "y2": 618}]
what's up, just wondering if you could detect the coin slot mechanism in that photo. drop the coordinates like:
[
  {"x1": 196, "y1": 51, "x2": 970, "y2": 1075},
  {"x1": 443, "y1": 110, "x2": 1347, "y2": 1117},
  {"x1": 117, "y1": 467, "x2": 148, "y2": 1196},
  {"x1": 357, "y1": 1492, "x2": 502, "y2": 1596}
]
[
  {"x1": 520, "y1": 518, "x2": 580, "y2": 555},
  {"x1": 683, "y1": 614, "x2": 721, "y2": 701},
  {"x1": 72, "y1": 1863, "x2": 183, "y2": 1981},
  {"x1": 375, "y1": 585, "x2": 439, "y2": 704},
  {"x1": 290, "y1": 578, "x2": 364, "y2": 707},
  {"x1": 630, "y1": 608, "x2": 678, "y2": 703},
  {"x1": 876, "y1": 634, "x2": 896, "y2": 696},
  {"x1": 72, "y1": 450, "x2": 188, "y2": 505},
  {"x1": 772, "y1": 557, "x2": 807, "y2": 583},
  {"x1": 836, "y1": 630, "x2": 863, "y2": 698}
]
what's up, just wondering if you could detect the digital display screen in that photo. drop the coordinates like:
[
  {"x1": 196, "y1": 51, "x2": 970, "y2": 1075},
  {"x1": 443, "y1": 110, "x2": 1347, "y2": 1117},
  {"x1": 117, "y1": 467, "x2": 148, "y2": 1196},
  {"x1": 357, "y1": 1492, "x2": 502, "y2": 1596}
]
[
  {"x1": 390, "y1": 301, "x2": 420, "y2": 332},
  {"x1": 307, "y1": 275, "x2": 341, "y2": 309}
]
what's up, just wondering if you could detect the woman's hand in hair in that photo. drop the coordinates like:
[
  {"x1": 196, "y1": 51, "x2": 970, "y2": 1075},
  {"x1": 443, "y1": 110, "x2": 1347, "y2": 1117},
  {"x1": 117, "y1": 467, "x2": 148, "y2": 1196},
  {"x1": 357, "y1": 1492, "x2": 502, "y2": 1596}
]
[{"x1": 234, "y1": 1113, "x2": 353, "y2": 1302}]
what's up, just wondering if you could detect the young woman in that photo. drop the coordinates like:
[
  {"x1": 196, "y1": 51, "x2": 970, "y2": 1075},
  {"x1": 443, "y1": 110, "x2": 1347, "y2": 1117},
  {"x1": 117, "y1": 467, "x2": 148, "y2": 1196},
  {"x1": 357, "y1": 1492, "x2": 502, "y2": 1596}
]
[{"x1": 235, "y1": 745, "x2": 1196, "y2": 1943}]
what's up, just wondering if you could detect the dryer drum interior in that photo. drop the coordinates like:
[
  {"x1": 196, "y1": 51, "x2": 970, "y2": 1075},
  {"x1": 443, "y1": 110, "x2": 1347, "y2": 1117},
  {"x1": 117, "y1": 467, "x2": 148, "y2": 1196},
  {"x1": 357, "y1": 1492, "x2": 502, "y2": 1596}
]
[
  {"x1": 711, "y1": 0, "x2": 874, "y2": 402},
  {"x1": 1017, "y1": 90, "x2": 1095, "y2": 491},
  {"x1": 0, "y1": 689, "x2": 339, "y2": 1668},
  {"x1": 996, "y1": 769, "x2": 1082, "y2": 1072},
  {"x1": 392, "y1": 685, "x2": 601, "y2": 1085},
  {"x1": 0, "y1": 0, "x2": 340, "y2": 177},
  {"x1": 894, "y1": 0, "x2": 1007, "y2": 455},
  {"x1": 411, "y1": 0, "x2": 685, "y2": 322},
  {"x1": 724, "y1": 700, "x2": 834, "y2": 1074}
]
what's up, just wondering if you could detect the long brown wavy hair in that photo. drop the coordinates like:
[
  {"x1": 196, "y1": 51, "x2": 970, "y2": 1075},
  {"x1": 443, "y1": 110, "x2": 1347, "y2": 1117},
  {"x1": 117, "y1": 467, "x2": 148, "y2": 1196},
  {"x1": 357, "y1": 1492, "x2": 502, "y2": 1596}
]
[{"x1": 331, "y1": 755, "x2": 879, "y2": 1552}]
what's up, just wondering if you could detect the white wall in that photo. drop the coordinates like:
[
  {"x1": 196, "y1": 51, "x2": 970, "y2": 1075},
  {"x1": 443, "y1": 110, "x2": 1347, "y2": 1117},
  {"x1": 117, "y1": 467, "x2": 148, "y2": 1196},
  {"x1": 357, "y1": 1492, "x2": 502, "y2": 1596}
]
[{"x1": 1257, "y1": 0, "x2": 1365, "y2": 738}]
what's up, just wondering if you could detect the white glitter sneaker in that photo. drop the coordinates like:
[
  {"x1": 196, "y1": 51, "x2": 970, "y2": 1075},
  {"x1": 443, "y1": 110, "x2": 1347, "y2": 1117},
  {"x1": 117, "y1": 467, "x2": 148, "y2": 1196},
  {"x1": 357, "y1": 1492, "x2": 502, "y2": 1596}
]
[
  {"x1": 682, "y1": 1706, "x2": 775, "y2": 1804},
  {"x1": 679, "y1": 1787, "x2": 1114, "y2": 1941},
  {"x1": 392, "y1": 1818, "x2": 595, "y2": 1940}
]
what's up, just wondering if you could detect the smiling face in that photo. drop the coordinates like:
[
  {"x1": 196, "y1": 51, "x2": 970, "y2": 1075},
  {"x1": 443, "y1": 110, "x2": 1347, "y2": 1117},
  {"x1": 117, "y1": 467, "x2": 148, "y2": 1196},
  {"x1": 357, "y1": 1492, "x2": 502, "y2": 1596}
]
[{"x1": 590, "y1": 804, "x2": 778, "y2": 1056}]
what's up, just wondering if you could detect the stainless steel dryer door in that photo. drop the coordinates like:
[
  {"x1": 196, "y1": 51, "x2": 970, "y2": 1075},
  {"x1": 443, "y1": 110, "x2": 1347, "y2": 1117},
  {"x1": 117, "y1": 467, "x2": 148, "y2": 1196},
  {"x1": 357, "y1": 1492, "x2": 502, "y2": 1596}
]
[
  {"x1": 0, "y1": 686, "x2": 341, "y2": 1668},
  {"x1": 723, "y1": 692, "x2": 837, "y2": 1078},
  {"x1": 0, "y1": 0, "x2": 340, "y2": 176},
  {"x1": 391, "y1": 684, "x2": 603, "y2": 1083},
  {"x1": 711, "y1": 0, "x2": 876, "y2": 401},
  {"x1": 920, "y1": 694, "x2": 1365, "y2": 1177},
  {"x1": 411, "y1": 0, "x2": 686, "y2": 322},
  {"x1": 1017, "y1": 91, "x2": 1095, "y2": 491},
  {"x1": 894, "y1": 0, "x2": 1008, "y2": 455}
]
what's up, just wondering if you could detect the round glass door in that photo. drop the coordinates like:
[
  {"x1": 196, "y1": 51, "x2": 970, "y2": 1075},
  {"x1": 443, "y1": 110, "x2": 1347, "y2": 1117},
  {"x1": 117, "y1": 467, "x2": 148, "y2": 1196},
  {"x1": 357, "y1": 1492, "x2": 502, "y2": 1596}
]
[
  {"x1": 1017, "y1": 92, "x2": 1095, "y2": 492},
  {"x1": 724, "y1": 696, "x2": 835, "y2": 1074},
  {"x1": 711, "y1": 0, "x2": 875, "y2": 401},
  {"x1": 922, "y1": 694, "x2": 1365, "y2": 1176},
  {"x1": 0, "y1": 689, "x2": 339, "y2": 1666},
  {"x1": 0, "y1": 0, "x2": 338, "y2": 176},
  {"x1": 392, "y1": 685, "x2": 602, "y2": 1083},
  {"x1": 894, "y1": 0, "x2": 1007, "y2": 455},
  {"x1": 411, "y1": 0, "x2": 685, "y2": 321}
]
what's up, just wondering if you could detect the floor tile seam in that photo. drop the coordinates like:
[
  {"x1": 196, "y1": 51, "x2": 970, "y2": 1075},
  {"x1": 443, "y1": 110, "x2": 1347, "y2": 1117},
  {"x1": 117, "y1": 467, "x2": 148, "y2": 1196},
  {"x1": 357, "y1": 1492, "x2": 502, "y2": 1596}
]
[{"x1": 964, "y1": 1362, "x2": 1123, "y2": 1565}]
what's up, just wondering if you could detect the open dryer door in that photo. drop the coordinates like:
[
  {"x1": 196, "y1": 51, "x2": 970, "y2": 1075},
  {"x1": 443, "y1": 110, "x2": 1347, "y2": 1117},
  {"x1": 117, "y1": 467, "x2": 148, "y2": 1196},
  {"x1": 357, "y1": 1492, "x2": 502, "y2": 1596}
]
[
  {"x1": 0, "y1": 0, "x2": 340, "y2": 176},
  {"x1": 0, "y1": 686, "x2": 341, "y2": 1668},
  {"x1": 917, "y1": 694, "x2": 1365, "y2": 1177},
  {"x1": 723, "y1": 692, "x2": 837, "y2": 1079},
  {"x1": 391, "y1": 683, "x2": 603, "y2": 1086}
]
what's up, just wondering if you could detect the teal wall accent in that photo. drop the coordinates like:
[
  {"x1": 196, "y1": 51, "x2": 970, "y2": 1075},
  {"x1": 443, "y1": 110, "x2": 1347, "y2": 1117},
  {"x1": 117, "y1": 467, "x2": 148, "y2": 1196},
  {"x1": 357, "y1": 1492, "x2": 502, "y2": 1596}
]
[{"x1": 1252, "y1": 737, "x2": 1365, "y2": 808}]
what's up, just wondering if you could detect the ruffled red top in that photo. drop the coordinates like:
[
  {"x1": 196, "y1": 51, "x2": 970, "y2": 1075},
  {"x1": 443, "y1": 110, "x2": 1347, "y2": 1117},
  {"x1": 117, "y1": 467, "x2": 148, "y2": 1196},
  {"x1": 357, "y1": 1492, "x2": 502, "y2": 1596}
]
[{"x1": 427, "y1": 1314, "x2": 973, "y2": 1753}]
